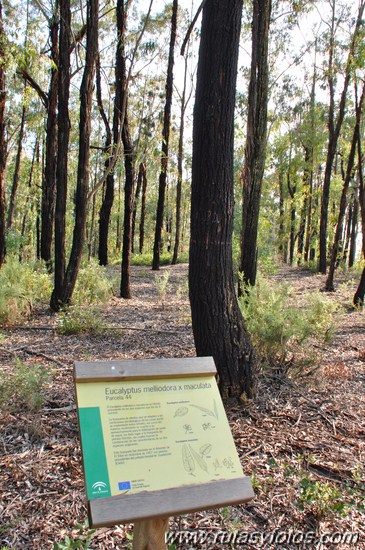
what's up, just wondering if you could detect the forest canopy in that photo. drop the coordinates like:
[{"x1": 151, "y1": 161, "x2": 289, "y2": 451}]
[{"x1": 0, "y1": 0, "x2": 364, "y2": 314}]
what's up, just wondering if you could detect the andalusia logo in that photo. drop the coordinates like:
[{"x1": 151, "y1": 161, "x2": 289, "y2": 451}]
[{"x1": 91, "y1": 481, "x2": 109, "y2": 496}]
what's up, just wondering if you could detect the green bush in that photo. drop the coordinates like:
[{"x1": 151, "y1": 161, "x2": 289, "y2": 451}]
[
  {"x1": 239, "y1": 276, "x2": 338, "y2": 373},
  {"x1": 73, "y1": 261, "x2": 113, "y2": 305},
  {"x1": 130, "y1": 251, "x2": 188, "y2": 266},
  {"x1": 0, "y1": 257, "x2": 52, "y2": 325},
  {"x1": 53, "y1": 521, "x2": 95, "y2": 549},
  {"x1": 0, "y1": 358, "x2": 50, "y2": 412},
  {"x1": 298, "y1": 478, "x2": 346, "y2": 517},
  {"x1": 154, "y1": 269, "x2": 171, "y2": 301},
  {"x1": 56, "y1": 306, "x2": 107, "y2": 335}
]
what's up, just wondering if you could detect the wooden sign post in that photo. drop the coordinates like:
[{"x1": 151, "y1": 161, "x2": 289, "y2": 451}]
[{"x1": 74, "y1": 357, "x2": 254, "y2": 549}]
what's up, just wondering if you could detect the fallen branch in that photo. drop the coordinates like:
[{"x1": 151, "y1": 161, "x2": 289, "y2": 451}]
[
  {"x1": 42, "y1": 405, "x2": 76, "y2": 414},
  {"x1": 8, "y1": 325, "x2": 186, "y2": 335}
]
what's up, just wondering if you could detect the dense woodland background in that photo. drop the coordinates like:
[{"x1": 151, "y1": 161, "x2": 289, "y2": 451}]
[{"x1": 1, "y1": 0, "x2": 365, "y2": 293}]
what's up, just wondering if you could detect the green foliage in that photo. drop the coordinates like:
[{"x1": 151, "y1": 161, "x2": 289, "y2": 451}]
[
  {"x1": 0, "y1": 258, "x2": 52, "y2": 325},
  {"x1": 298, "y1": 478, "x2": 346, "y2": 517},
  {"x1": 56, "y1": 306, "x2": 107, "y2": 336},
  {"x1": 0, "y1": 358, "x2": 49, "y2": 412},
  {"x1": 239, "y1": 276, "x2": 337, "y2": 372},
  {"x1": 258, "y1": 255, "x2": 280, "y2": 277},
  {"x1": 53, "y1": 522, "x2": 95, "y2": 550},
  {"x1": 72, "y1": 261, "x2": 113, "y2": 305},
  {"x1": 154, "y1": 269, "x2": 171, "y2": 301},
  {"x1": 130, "y1": 252, "x2": 188, "y2": 266}
]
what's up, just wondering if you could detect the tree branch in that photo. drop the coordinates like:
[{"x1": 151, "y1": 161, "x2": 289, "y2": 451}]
[
  {"x1": 180, "y1": 0, "x2": 206, "y2": 56},
  {"x1": 17, "y1": 68, "x2": 48, "y2": 109}
]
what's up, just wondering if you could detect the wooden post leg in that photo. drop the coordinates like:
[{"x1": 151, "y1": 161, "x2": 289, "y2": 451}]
[{"x1": 132, "y1": 518, "x2": 169, "y2": 550}]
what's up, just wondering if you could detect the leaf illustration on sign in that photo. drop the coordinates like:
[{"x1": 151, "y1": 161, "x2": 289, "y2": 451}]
[
  {"x1": 189, "y1": 444, "x2": 208, "y2": 473},
  {"x1": 174, "y1": 406, "x2": 189, "y2": 417},
  {"x1": 182, "y1": 444, "x2": 196, "y2": 476},
  {"x1": 200, "y1": 443, "x2": 212, "y2": 456},
  {"x1": 190, "y1": 399, "x2": 218, "y2": 419}
]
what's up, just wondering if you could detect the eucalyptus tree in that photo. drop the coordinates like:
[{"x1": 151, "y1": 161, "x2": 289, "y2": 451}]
[
  {"x1": 318, "y1": 0, "x2": 365, "y2": 274},
  {"x1": 325, "y1": 80, "x2": 365, "y2": 291},
  {"x1": 171, "y1": 48, "x2": 189, "y2": 265},
  {"x1": 0, "y1": 0, "x2": 5, "y2": 267},
  {"x1": 50, "y1": 0, "x2": 72, "y2": 310},
  {"x1": 16, "y1": 0, "x2": 86, "y2": 270},
  {"x1": 51, "y1": 0, "x2": 98, "y2": 309},
  {"x1": 152, "y1": 0, "x2": 178, "y2": 271},
  {"x1": 239, "y1": 0, "x2": 271, "y2": 287},
  {"x1": 120, "y1": 0, "x2": 156, "y2": 298},
  {"x1": 189, "y1": 0, "x2": 256, "y2": 398},
  {"x1": 6, "y1": 105, "x2": 26, "y2": 230},
  {"x1": 41, "y1": 0, "x2": 59, "y2": 270}
]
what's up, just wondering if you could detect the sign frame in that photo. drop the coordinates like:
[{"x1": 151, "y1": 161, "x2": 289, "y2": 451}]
[{"x1": 74, "y1": 356, "x2": 254, "y2": 528}]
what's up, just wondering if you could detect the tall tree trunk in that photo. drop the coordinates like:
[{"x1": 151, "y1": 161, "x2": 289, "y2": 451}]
[
  {"x1": 172, "y1": 53, "x2": 188, "y2": 265},
  {"x1": 88, "y1": 159, "x2": 99, "y2": 260},
  {"x1": 297, "y1": 146, "x2": 313, "y2": 264},
  {"x1": 41, "y1": 6, "x2": 59, "y2": 270},
  {"x1": 115, "y1": 0, "x2": 136, "y2": 299},
  {"x1": 152, "y1": 0, "x2": 178, "y2": 271},
  {"x1": 354, "y1": 266, "x2": 365, "y2": 307},
  {"x1": 139, "y1": 163, "x2": 147, "y2": 254},
  {"x1": 51, "y1": 0, "x2": 98, "y2": 309},
  {"x1": 278, "y1": 171, "x2": 285, "y2": 258},
  {"x1": 120, "y1": 110, "x2": 135, "y2": 299},
  {"x1": 239, "y1": 0, "x2": 271, "y2": 288},
  {"x1": 116, "y1": 173, "x2": 122, "y2": 252},
  {"x1": 189, "y1": 0, "x2": 256, "y2": 399},
  {"x1": 287, "y1": 173, "x2": 296, "y2": 265},
  {"x1": 19, "y1": 136, "x2": 39, "y2": 262},
  {"x1": 325, "y1": 80, "x2": 365, "y2": 291},
  {"x1": 354, "y1": 83, "x2": 365, "y2": 306},
  {"x1": 318, "y1": 1, "x2": 364, "y2": 273},
  {"x1": 349, "y1": 194, "x2": 358, "y2": 268},
  {"x1": 304, "y1": 170, "x2": 314, "y2": 263},
  {"x1": 0, "y1": 0, "x2": 6, "y2": 267},
  {"x1": 132, "y1": 162, "x2": 144, "y2": 253},
  {"x1": 342, "y1": 203, "x2": 352, "y2": 264},
  {"x1": 50, "y1": 0, "x2": 72, "y2": 310},
  {"x1": 303, "y1": 42, "x2": 317, "y2": 264},
  {"x1": 97, "y1": 50, "x2": 114, "y2": 267},
  {"x1": 7, "y1": 105, "x2": 26, "y2": 230}
]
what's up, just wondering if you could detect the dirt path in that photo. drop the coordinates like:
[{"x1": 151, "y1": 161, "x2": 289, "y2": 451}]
[{"x1": 0, "y1": 264, "x2": 364, "y2": 549}]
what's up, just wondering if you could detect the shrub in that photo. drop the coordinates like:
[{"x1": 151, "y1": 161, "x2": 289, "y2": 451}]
[
  {"x1": 298, "y1": 478, "x2": 346, "y2": 517},
  {"x1": 154, "y1": 269, "x2": 171, "y2": 301},
  {"x1": 239, "y1": 276, "x2": 338, "y2": 373},
  {"x1": 0, "y1": 258, "x2": 52, "y2": 325},
  {"x1": 130, "y1": 251, "x2": 188, "y2": 266},
  {"x1": 56, "y1": 306, "x2": 107, "y2": 335},
  {"x1": 53, "y1": 521, "x2": 95, "y2": 550},
  {"x1": 73, "y1": 261, "x2": 113, "y2": 305},
  {"x1": 0, "y1": 358, "x2": 50, "y2": 412}
]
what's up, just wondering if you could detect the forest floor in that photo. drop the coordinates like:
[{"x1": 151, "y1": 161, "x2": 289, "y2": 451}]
[{"x1": 0, "y1": 263, "x2": 364, "y2": 550}]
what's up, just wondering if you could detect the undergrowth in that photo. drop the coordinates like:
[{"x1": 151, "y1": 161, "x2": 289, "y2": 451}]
[
  {"x1": 0, "y1": 258, "x2": 113, "y2": 326},
  {"x1": 0, "y1": 358, "x2": 50, "y2": 412},
  {"x1": 56, "y1": 306, "x2": 107, "y2": 335},
  {"x1": 0, "y1": 257, "x2": 51, "y2": 325},
  {"x1": 73, "y1": 261, "x2": 114, "y2": 305},
  {"x1": 239, "y1": 276, "x2": 338, "y2": 376},
  {"x1": 128, "y1": 251, "x2": 188, "y2": 266}
]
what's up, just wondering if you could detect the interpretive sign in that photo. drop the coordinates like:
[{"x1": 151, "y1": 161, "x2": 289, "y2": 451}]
[{"x1": 74, "y1": 357, "x2": 254, "y2": 528}]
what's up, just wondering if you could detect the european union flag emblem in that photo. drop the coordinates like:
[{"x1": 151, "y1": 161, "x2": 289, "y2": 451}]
[{"x1": 118, "y1": 481, "x2": 131, "y2": 490}]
